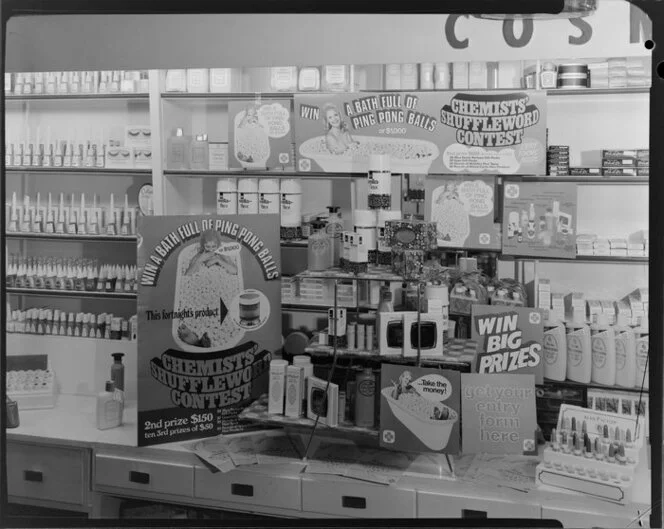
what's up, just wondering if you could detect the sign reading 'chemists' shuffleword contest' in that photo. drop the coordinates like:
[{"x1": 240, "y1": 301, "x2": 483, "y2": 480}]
[{"x1": 137, "y1": 215, "x2": 281, "y2": 447}]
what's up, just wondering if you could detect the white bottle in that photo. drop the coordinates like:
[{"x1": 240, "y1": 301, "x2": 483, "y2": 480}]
[
  {"x1": 280, "y1": 179, "x2": 302, "y2": 228},
  {"x1": 216, "y1": 178, "x2": 238, "y2": 215},
  {"x1": 566, "y1": 313, "x2": 591, "y2": 384},
  {"x1": 543, "y1": 318, "x2": 567, "y2": 382},
  {"x1": 385, "y1": 64, "x2": 401, "y2": 90},
  {"x1": 634, "y1": 321, "x2": 649, "y2": 390},
  {"x1": 614, "y1": 313, "x2": 637, "y2": 388},
  {"x1": 268, "y1": 359, "x2": 288, "y2": 415},
  {"x1": 590, "y1": 312, "x2": 616, "y2": 386},
  {"x1": 237, "y1": 178, "x2": 259, "y2": 215},
  {"x1": 258, "y1": 179, "x2": 280, "y2": 214}
]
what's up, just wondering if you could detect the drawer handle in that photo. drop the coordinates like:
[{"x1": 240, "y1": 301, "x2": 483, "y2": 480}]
[
  {"x1": 462, "y1": 509, "x2": 487, "y2": 519},
  {"x1": 342, "y1": 496, "x2": 367, "y2": 509},
  {"x1": 129, "y1": 471, "x2": 150, "y2": 485},
  {"x1": 23, "y1": 470, "x2": 43, "y2": 483},
  {"x1": 231, "y1": 483, "x2": 254, "y2": 497}
]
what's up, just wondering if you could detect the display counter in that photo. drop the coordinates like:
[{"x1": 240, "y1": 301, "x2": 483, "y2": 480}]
[{"x1": 6, "y1": 395, "x2": 651, "y2": 525}]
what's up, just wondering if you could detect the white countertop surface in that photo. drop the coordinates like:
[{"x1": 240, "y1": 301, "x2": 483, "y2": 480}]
[{"x1": 7, "y1": 394, "x2": 652, "y2": 514}]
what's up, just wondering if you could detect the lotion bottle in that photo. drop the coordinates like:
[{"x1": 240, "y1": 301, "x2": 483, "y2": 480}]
[
  {"x1": 566, "y1": 312, "x2": 592, "y2": 383},
  {"x1": 96, "y1": 380, "x2": 123, "y2": 430},
  {"x1": 590, "y1": 312, "x2": 616, "y2": 386},
  {"x1": 614, "y1": 313, "x2": 637, "y2": 388},
  {"x1": 166, "y1": 128, "x2": 191, "y2": 170},
  {"x1": 634, "y1": 320, "x2": 649, "y2": 390},
  {"x1": 543, "y1": 317, "x2": 567, "y2": 382}
]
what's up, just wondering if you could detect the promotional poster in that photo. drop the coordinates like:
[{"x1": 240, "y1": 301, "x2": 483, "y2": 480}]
[
  {"x1": 379, "y1": 364, "x2": 461, "y2": 454},
  {"x1": 425, "y1": 175, "x2": 501, "y2": 250},
  {"x1": 461, "y1": 373, "x2": 538, "y2": 455},
  {"x1": 228, "y1": 99, "x2": 293, "y2": 170},
  {"x1": 471, "y1": 305, "x2": 545, "y2": 384},
  {"x1": 137, "y1": 215, "x2": 281, "y2": 446},
  {"x1": 502, "y1": 182, "x2": 578, "y2": 259},
  {"x1": 294, "y1": 91, "x2": 546, "y2": 175}
]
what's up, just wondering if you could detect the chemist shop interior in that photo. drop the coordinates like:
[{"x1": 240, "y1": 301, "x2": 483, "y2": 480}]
[{"x1": 2, "y1": 2, "x2": 659, "y2": 527}]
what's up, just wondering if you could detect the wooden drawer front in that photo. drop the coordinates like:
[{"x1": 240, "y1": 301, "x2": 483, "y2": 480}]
[
  {"x1": 7, "y1": 442, "x2": 87, "y2": 506},
  {"x1": 195, "y1": 467, "x2": 302, "y2": 511},
  {"x1": 417, "y1": 490, "x2": 541, "y2": 519},
  {"x1": 301, "y1": 476, "x2": 416, "y2": 518},
  {"x1": 542, "y1": 506, "x2": 640, "y2": 528},
  {"x1": 95, "y1": 453, "x2": 194, "y2": 497}
]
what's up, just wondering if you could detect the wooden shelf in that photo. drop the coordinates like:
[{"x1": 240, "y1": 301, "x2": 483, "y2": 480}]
[
  {"x1": 7, "y1": 287, "x2": 136, "y2": 300},
  {"x1": 6, "y1": 232, "x2": 137, "y2": 243}
]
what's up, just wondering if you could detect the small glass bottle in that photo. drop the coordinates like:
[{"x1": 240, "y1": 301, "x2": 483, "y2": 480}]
[{"x1": 189, "y1": 134, "x2": 209, "y2": 171}]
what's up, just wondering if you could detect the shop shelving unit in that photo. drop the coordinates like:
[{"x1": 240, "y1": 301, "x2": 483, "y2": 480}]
[
  {"x1": 6, "y1": 287, "x2": 137, "y2": 300},
  {"x1": 6, "y1": 232, "x2": 137, "y2": 243}
]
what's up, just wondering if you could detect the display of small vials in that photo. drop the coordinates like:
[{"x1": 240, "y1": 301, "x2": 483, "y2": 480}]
[
  {"x1": 6, "y1": 369, "x2": 57, "y2": 410},
  {"x1": 536, "y1": 404, "x2": 642, "y2": 504},
  {"x1": 5, "y1": 71, "x2": 149, "y2": 96},
  {"x1": 7, "y1": 306, "x2": 137, "y2": 341},
  {"x1": 601, "y1": 149, "x2": 649, "y2": 177},
  {"x1": 6, "y1": 255, "x2": 138, "y2": 293},
  {"x1": 5, "y1": 192, "x2": 137, "y2": 237}
]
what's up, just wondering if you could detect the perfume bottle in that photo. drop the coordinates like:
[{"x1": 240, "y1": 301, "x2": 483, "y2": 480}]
[
  {"x1": 166, "y1": 128, "x2": 191, "y2": 170},
  {"x1": 189, "y1": 134, "x2": 209, "y2": 171}
]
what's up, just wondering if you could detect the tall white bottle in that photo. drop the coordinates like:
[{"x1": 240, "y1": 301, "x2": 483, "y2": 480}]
[
  {"x1": 614, "y1": 313, "x2": 637, "y2": 388},
  {"x1": 566, "y1": 312, "x2": 592, "y2": 384},
  {"x1": 590, "y1": 313, "x2": 616, "y2": 386},
  {"x1": 543, "y1": 318, "x2": 567, "y2": 381},
  {"x1": 634, "y1": 321, "x2": 649, "y2": 390}
]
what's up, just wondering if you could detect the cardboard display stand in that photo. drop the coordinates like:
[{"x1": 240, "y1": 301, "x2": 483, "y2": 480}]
[{"x1": 136, "y1": 215, "x2": 281, "y2": 446}]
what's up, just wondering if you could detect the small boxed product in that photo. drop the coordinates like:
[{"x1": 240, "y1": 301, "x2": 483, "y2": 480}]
[
  {"x1": 636, "y1": 159, "x2": 649, "y2": 168},
  {"x1": 593, "y1": 238, "x2": 610, "y2": 251},
  {"x1": 569, "y1": 167, "x2": 602, "y2": 176},
  {"x1": 208, "y1": 143, "x2": 229, "y2": 171},
  {"x1": 602, "y1": 149, "x2": 639, "y2": 160},
  {"x1": 328, "y1": 308, "x2": 347, "y2": 348},
  {"x1": 133, "y1": 148, "x2": 152, "y2": 169},
  {"x1": 636, "y1": 169, "x2": 649, "y2": 177},
  {"x1": 385, "y1": 218, "x2": 436, "y2": 251},
  {"x1": 586, "y1": 299, "x2": 602, "y2": 323},
  {"x1": 565, "y1": 291, "x2": 585, "y2": 312},
  {"x1": 601, "y1": 300, "x2": 616, "y2": 324},
  {"x1": 538, "y1": 278, "x2": 551, "y2": 293},
  {"x1": 610, "y1": 248, "x2": 628, "y2": 257},
  {"x1": 452, "y1": 62, "x2": 469, "y2": 89},
  {"x1": 602, "y1": 167, "x2": 637, "y2": 176},
  {"x1": 268, "y1": 359, "x2": 287, "y2": 415},
  {"x1": 209, "y1": 68, "x2": 242, "y2": 93},
  {"x1": 105, "y1": 147, "x2": 134, "y2": 169},
  {"x1": 125, "y1": 126, "x2": 151, "y2": 148},
  {"x1": 284, "y1": 365, "x2": 304, "y2": 418},
  {"x1": 609, "y1": 238, "x2": 627, "y2": 249},
  {"x1": 307, "y1": 376, "x2": 338, "y2": 427}
]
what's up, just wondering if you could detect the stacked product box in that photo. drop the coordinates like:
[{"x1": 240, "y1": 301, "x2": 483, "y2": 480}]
[
  {"x1": 565, "y1": 292, "x2": 586, "y2": 323},
  {"x1": 628, "y1": 230, "x2": 648, "y2": 257},
  {"x1": 569, "y1": 167, "x2": 602, "y2": 177},
  {"x1": 576, "y1": 233, "x2": 596, "y2": 256},
  {"x1": 547, "y1": 145, "x2": 570, "y2": 176},
  {"x1": 537, "y1": 279, "x2": 551, "y2": 319},
  {"x1": 586, "y1": 299, "x2": 617, "y2": 325},
  {"x1": 609, "y1": 238, "x2": 628, "y2": 257},
  {"x1": 576, "y1": 232, "x2": 647, "y2": 257},
  {"x1": 601, "y1": 149, "x2": 649, "y2": 177},
  {"x1": 281, "y1": 277, "x2": 296, "y2": 302},
  {"x1": 593, "y1": 57, "x2": 652, "y2": 89},
  {"x1": 625, "y1": 288, "x2": 648, "y2": 327}
]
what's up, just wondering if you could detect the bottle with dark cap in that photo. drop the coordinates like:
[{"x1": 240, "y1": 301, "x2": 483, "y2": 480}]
[{"x1": 111, "y1": 353, "x2": 125, "y2": 392}]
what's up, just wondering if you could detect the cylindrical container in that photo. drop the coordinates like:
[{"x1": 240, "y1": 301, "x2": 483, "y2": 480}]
[
  {"x1": 434, "y1": 63, "x2": 451, "y2": 90},
  {"x1": 110, "y1": 317, "x2": 122, "y2": 340},
  {"x1": 354, "y1": 368, "x2": 376, "y2": 428},
  {"x1": 338, "y1": 391, "x2": 347, "y2": 424},
  {"x1": 307, "y1": 229, "x2": 333, "y2": 271},
  {"x1": 6, "y1": 397, "x2": 19, "y2": 428},
  {"x1": 327, "y1": 307, "x2": 347, "y2": 348},
  {"x1": 540, "y1": 62, "x2": 557, "y2": 89},
  {"x1": 238, "y1": 178, "x2": 259, "y2": 214},
  {"x1": 368, "y1": 154, "x2": 392, "y2": 209},
  {"x1": 419, "y1": 63, "x2": 434, "y2": 90},
  {"x1": 347, "y1": 322, "x2": 357, "y2": 351},
  {"x1": 357, "y1": 323, "x2": 366, "y2": 351},
  {"x1": 239, "y1": 291, "x2": 261, "y2": 327},
  {"x1": 353, "y1": 209, "x2": 378, "y2": 265},
  {"x1": 280, "y1": 179, "x2": 303, "y2": 240},
  {"x1": 258, "y1": 179, "x2": 280, "y2": 215},
  {"x1": 557, "y1": 63, "x2": 589, "y2": 89},
  {"x1": 376, "y1": 210, "x2": 402, "y2": 266},
  {"x1": 216, "y1": 178, "x2": 238, "y2": 215},
  {"x1": 400, "y1": 63, "x2": 418, "y2": 90},
  {"x1": 487, "y1": 62, "x2": 499, "y2": 89},
  {"x1": 268, "y1": 359, "x2": 288, "y2": 415},
  {"x1": 384, "y1": 64, "x2": 401, "y2": 90},
  {"x1": 111, "y1": 352, "x2": 125, "y2": 391},
  {"x1": 366, "y1": 323, "x2": 375, "y2": 352}
]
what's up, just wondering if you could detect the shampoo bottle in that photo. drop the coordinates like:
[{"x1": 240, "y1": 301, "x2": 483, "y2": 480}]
[
  {"x1": 566, "y1": 313, "x2": 592, "y2": 383},
  {"x1": 166, "y1": 128, "x2": 191, "y2": 170},
  {"x1": 590, "y1": 313, "x2": 616, "y2": 386},
  {"x1": 111, "y1": 352, "x2": 125, "y2": 392},
  {"x1": 354, "y1": 368, "x2": 376, "y2": 428},
  {"x1": 96, "y1": 380, "x2": 123, "y2": 430},
  {"x1": 634, "y1": 321, "x2": 649, "y2": 390},
  {"x1": 543, "y1": 318, "x2": 567, "y2": 381},
  {"x1": 614, "y1": 313, "x2": 637, "y2": 388}
]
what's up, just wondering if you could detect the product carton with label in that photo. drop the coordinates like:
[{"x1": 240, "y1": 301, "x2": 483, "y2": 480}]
[{"x1": 586, "y1": 300, "x2": 602, "y2": 323}]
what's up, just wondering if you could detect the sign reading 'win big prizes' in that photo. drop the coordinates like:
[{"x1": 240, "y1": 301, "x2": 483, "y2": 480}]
[
  {"x1": 137, "y1": 215, "x2": 281, "y2": 446},
  {"x1": 294, "y1": 91, "x2": 546, "y2": 175},
  {"x1": 471, "y1": 305, "x2": 544, "y2": 385}
]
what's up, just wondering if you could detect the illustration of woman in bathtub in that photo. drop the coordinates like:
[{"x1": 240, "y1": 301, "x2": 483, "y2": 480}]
[
  {"x1": 323, "y1": 103, "x2": 358, "y2": 154},
  {"x1": 185, "y1": 229, "x2": 238, "y2": 277}
]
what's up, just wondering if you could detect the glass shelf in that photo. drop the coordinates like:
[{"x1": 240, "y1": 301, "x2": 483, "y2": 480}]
[
  {"x1": 500, "y1": 255, "x2": 648, "y2": 264},
  {"x1": 6, "y1": 287, "x2": 137, "y2": 300},
  {"x1": 294, "y1": 267, "x2": 413, "y2": 283},
  {"x1": 5, "y1": 167, "x2": 151, "y2": 176},
  {"x1": 163, "y1": 169, "x2": 360, "y2": 179},
  {"x1": 541, "y1": 378, "x2": 649, "y2": 395},
  {"x1": 503, "y1": 175, "x2": 649, "y2": 185},
  {"x1": 5, "y1": 93, "x2": 149, "y2": 102},
  {"x1": 6, "y1": 232, "x2": 137, "y2": 243}
]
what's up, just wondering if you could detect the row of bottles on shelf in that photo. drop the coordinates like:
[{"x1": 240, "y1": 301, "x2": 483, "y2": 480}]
[
  {"x1": 6, "y1": 302, "x2": 137, "y2": 341},
  {"x1": 5, "y1": 255, "x2": 138, "y2": 293},
  {"x1": 269, "y1": 355, "x2": 378, "y2": 429},
  {"x1": 5, "y1": 125, "x2": 152, "y2": 169},
  {"x1": 5, "y1": 71, "x2": 150, "y2": 96},
  {"x1": 541, "y1": 283, "x2": 649, "y2": 390},
  {"x1": 6, "y1": 193, "x2": 138, "y2": 237}
]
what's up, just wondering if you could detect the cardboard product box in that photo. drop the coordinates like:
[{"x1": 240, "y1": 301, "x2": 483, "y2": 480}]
[
  {"x1": 586, "y1": 300, "x2": 602, "y2": 323},
  {"x1": 538, "y1": 278, "x2": 551, "y2": 293},
  {"x1": 609, "y1": 238, "x2": 628, "y2": 249},
  {"x1": 636, "y1": 168, "x2": 649, "y2": 177},
  {"x1": 602, "y1": 167, "x2": 638, "y2": 176},
  {"x1": 601, "y1": 149, "x2": 639, "y2": 160},
  {"x1": 593, "y1": 238, "x2": 610, "y2": 250},
  {"x1": 569, "y1": 167, "x2": 602, "y2": 176},
  {"x1": 602, "y1": 158, "x2": 636, "y2": 168}
]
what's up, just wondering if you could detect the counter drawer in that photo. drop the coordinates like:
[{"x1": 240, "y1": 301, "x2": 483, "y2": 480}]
[
  {"x1": 542, "y1": 504, "x2": 643, "y2": 528},
  {"x1": 194, "y1": 466, "x2": 302, "y2": 511},
  {"x1": 94, "y1": 453, "x2": 194, "y2": 497},
  {"x1": 7, "y1": 442, "x2": 88, "y2": 506},
  {"x1": 301, "y1": 475, "x2": 416, "y2": 518},
  {"x1": 417, "y1": 489, "x2": 541, "y2": 519}
]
